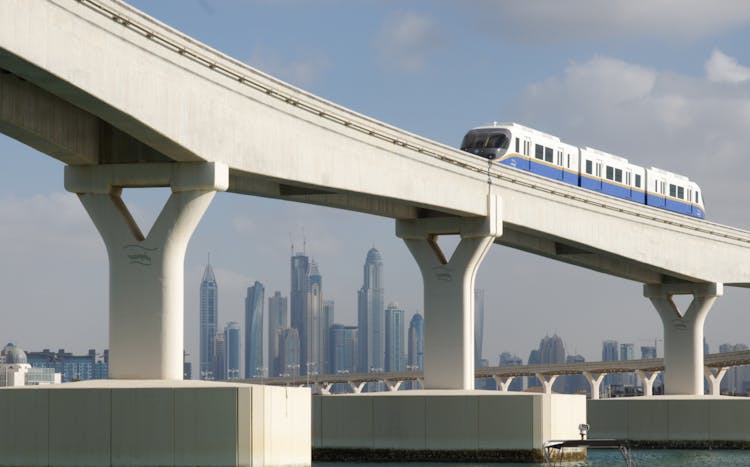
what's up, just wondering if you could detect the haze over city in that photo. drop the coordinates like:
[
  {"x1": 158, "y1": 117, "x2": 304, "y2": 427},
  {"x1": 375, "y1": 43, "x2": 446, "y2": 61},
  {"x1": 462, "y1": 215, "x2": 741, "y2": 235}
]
[{"x1": 3, "y1": 0, "x2": 750, "y2": 368}]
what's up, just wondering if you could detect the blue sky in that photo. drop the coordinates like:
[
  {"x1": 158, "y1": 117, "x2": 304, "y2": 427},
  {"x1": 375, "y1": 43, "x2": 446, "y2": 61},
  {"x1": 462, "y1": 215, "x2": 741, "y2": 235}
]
[{"x1": 3, "y1": 1, "x2": 750, "y2": 369}]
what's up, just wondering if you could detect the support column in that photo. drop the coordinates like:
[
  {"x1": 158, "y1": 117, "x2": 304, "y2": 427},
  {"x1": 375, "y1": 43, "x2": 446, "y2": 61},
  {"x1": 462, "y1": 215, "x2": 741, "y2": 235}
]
[
  {"x1": 704, "y1": 367, "x2": 727, "y2": 397},
  {"x1": 536, "y1": 373, "x2": 558, "y2": 394},
  {"x1": 65, "y1": 163, "x2": 228, "y2": 380},
  {"x1": 644, "y1": 282, "x2": 723, "y2": 395},
  {"x1": 636, "y1": 370, "x2": 660, "y2": 397},
  {"x1": 583, "y1": 371, "x2": 606, "y2": 400},
  {"x1": 493, "y1": 375, "x2": 515, "y2": 392},
  {"x1": 396, "y1": 194, "x2": 501, "y2": 390}
]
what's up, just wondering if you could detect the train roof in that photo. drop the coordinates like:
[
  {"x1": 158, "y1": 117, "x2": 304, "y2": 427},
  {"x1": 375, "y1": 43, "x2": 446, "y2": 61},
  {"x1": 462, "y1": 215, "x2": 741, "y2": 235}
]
[
  {"x1": 648, "y1": 166, "x2": 691, "y2": 182},
  {"x1": 469, "y1": 122, "x2": 562, "y2": 143},
  {"x1": 581, "y1": 146, "x2": 629, "y2": 164}
]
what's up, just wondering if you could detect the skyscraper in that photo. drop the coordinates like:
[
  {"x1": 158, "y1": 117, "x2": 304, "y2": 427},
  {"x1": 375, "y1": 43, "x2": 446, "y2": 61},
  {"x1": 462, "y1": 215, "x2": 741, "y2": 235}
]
[
  {"x1": 213, "y1": 332, "x2": 226, "y2": 380},
  {"x1": 279, "y1": 328, "x2": 300, "y2": 377},
  {"x1": 602, "y1": 340, "x2": 619, "y2": 392},
  {"x1": 268, "y1": 291, "x2": 288, "y2": 377},
  {"x1": 474, "y1": 288, "x2": 485, "y2": 366},
  {"x1": 407, "y1": 313, "x2": 424, "y2": 371},
  {"x1": 244, "y1": 281, "x2": 264, "y2": 378},
  {"x1": 290, "y1": 251, "x2": 313, "y2": 375},
  {"x1": 358, "y1": 248, "x2": 384, "y2": 373},
  {"x1": 199, "y1": 260, "x2": 218, "y2": 380},
  {"x1": 330, "y1": 324, "x2": 358, "y2": 374},
  {"x1": 305, "y1": 261, "x2": 322, "y2": 376},
  {"x1": 321, "y1": 300, "x2": 334, "y2": 374},
  {"x1": 384, "y1": 303, "x2": 405, "y2": 372},
  {"x1": 225, "y1": 321, "x2": 241, "y2": 380}
]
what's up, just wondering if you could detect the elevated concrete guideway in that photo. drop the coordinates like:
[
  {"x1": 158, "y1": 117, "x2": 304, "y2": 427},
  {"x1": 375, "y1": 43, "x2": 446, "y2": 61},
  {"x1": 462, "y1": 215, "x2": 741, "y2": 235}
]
[{"x1": 2, "y1": 0, "x2": 750, "y2": 287}]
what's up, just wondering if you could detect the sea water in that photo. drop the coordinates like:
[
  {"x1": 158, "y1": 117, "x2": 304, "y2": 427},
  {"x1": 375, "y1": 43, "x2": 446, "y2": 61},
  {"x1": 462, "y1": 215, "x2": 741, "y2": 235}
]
[{"x1": 314, "y1": 449, "x2": 750, "y2": 466}]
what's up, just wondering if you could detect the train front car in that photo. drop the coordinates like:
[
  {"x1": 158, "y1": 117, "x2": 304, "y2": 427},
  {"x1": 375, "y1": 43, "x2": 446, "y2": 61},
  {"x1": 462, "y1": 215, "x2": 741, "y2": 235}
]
[
  {"x1": 645, "y1": 167, "x2": 705, "y2": 219},
  {"x1": 460, "y1": 125, "x2": 512, "y2": 161}
]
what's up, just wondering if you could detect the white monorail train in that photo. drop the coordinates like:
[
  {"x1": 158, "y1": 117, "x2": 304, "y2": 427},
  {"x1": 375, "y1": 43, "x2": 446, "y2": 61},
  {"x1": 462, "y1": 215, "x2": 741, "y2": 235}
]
[{"x1": 461, "y1": 123, "x2": 705, "y2": 218}]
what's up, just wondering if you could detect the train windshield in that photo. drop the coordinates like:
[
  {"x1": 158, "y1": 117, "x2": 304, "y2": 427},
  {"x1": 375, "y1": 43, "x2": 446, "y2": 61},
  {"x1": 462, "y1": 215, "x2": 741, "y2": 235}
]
[{"x1": 461, "y1": 130, "x2": 510, "y2": 151}]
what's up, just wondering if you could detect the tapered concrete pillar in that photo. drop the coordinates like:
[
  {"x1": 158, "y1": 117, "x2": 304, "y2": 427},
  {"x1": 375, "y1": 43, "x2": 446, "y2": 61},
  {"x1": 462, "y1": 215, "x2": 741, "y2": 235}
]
[
  {"x1": 396, "y1": 194, "x2": 501, "y2": 390},
  {"x1": 583, "y1": 371, "x2": 606, "y2": 400},
  {"x1": 644, "y1": 282, "x2": 723, "y2": 395},
  {"x1": 704, "y1": 367, "x2": 727, "y2": 397},
  {"x1": 65, "y1": 163, "x2": 228, "y2": 379},
  {"x1": 636, "y1": 370, "x2": 660, "y2": 397}
]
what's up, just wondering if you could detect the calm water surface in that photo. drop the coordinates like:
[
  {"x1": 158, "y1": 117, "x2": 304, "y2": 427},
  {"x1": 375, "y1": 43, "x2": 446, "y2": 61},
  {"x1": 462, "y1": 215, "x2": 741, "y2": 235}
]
[{"x1": 315, "y1": 449, "x2": 750, "y2": 466}]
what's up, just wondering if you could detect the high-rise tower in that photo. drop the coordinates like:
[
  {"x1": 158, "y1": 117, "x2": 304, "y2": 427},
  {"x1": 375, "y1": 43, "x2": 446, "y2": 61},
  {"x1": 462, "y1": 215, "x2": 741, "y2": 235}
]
[
  {"x1": 225, "y1": 321, "x2": 241, "y2": 380},
  {"x1": 358, "y1": 248, "x2": 384, "y2": 373},
  {"x1": 474, "y1": 288, "x2": 485, "y2": 366},
  {"x1": 268, "y1": 291, "x2": 288, "y2": 377},
  {"x1": 384, "y1": 303, "x2": 405, "y2": 372},
  {"x1": 244, "y1": 281, "x2": 264, "y2": 378},
  {"x1": 199, "y1": 259, "x2": 218, "y2": 380},
  {"x1": 321, "y1": 300, "x2": 334, "y2": 374},
  {"x1": 407, "y1": 313, "x2": 424, "y2": 371},
  {"x1": 290, "y1": 251, "x2": 310, "y2": 373},
  {"x1": 305, "y1": 261, "x2": 323, "y2": 376}
]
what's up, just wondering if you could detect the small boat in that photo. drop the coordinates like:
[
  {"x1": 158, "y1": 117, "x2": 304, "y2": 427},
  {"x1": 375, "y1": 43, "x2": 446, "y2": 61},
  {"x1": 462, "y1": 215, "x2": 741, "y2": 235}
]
[{"x1": 543, "y1": 438, "x2": 635, "y2": 466}]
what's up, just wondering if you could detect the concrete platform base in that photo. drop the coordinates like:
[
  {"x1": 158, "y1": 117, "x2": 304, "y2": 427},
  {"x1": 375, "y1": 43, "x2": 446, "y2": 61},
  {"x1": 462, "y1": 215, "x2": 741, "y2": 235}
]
[
  {"x1": 312, "y1": 390, "x2": 587, "y2": 462},
  {"x1": 588, "y1": 395, "x2": 750, "y2": 448},
  {"x1": 0, "y1": 380, "x2": 311, "y2": 467}
]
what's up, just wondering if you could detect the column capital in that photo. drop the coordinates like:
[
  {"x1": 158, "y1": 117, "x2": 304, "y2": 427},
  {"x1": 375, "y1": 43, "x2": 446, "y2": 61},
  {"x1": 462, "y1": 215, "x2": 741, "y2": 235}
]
[
  {"x1": 396, "y1": 193, "x2": 502, "y2": 240},
  {"x1": 643, "y1": 282, "x2": 723, "y2": 299},
  {"x1": 64, "y1": 162, "x2": 229, "y2": 194}
]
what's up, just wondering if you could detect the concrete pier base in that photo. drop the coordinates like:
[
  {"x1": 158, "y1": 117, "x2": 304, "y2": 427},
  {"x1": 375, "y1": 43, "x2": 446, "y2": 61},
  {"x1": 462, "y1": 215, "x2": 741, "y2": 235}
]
[
  {"x1": 588, "y1": 396, "x2": 750, "y2": 448},
  {"x1": 0, "y1": 380, "x2": 311, "y2": 467},
  {"x1": 312, "y1": 390, "x2": 586, "y2": 462}
]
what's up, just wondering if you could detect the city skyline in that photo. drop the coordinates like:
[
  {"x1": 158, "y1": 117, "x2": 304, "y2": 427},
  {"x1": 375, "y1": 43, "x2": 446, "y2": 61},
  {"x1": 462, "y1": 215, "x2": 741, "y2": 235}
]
[{"x1": 4, "y1": 1, "x2": 750, "y2": 365}]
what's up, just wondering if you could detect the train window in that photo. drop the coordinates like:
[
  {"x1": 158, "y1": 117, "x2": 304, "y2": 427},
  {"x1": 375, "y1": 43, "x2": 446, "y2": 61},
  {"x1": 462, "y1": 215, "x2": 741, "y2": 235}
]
[
  {"x1": 696, "y1": 191, "x2": 700, "y2": 203},
  {"x1": 545, "y1": 147, "x2": 553, "y2": 162},
  {"x1": 515, "y1": 138, "x2": 519, "y2": 153},
  {"x1": 678, "y1": 186, "x2": 684, "y2": 199},
  {"x1": 615, "y1": 169, "x2": 623, "y2": 183},
  {"x1": 567, "y1": 154, "x2": 571, "y2": 168},
  {"x1": 606, "y1": 166, "x2": 614, "y2": 180},
  {"x1": 535, "y1": 144, "x2": 544, "y2": 160},
  {"x1": 585, "y1": 160, "x2": 592, "y2": 174},
  {"x1": 669, "y1": 184, "x2": 676, "y2": 197},
  {"x1": 635, "y1": 174, "x2": 641, "y2": 188}
]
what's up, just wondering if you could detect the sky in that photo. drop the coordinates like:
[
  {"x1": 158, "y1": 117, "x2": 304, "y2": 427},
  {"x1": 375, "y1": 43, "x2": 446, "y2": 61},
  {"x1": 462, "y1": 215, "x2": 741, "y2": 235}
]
[{"x1": 3, "y1": 0, "x2": 750, "y2": 370}]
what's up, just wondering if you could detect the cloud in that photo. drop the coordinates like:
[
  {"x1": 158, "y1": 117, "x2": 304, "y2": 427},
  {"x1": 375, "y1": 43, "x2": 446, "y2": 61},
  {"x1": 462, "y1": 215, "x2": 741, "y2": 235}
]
[
  {"x1": 472, "y1": 0, "x2": 750, "y2": 43},
  {"x1": 248, "y1": 46, "x2": 331, "y2": 88},
  {"x1": 374, "y1": 11, "x2": 440, "y2": 72},
  {"x1": 706, "y1": 49, "x2": 750, "y2": 83},
  {"x1": 507, "y1": 51, "x2": 750, "y2": 227}
]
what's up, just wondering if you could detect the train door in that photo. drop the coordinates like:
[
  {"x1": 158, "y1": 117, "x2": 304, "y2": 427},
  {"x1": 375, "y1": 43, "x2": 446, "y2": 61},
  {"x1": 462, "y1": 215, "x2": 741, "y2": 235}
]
[{"x1": 625, "y1": 169, "x2": 633, "y2": 200}]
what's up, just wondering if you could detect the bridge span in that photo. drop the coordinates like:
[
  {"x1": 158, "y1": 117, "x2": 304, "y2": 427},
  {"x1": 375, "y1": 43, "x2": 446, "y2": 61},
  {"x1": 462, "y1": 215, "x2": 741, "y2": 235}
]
[
  {"x1": 254, "y1": 350, "x2": 750, "y2": 398},
  {"x1": 1, "y1": 0, "x2": 749, "y2": 393}
]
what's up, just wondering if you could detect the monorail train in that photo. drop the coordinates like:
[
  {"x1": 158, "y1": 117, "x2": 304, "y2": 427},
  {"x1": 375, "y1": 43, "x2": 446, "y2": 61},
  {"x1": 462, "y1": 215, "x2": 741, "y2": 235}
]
[{"x1": 460, "y1": 123, "x2": 705, "y2": 219}]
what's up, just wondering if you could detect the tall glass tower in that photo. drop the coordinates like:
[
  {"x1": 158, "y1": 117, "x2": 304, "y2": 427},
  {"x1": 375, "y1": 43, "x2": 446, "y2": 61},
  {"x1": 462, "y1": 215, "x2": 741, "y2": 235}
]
[
  {"x1": 384, "y1": 303, "x2": 405, "y2": 372},
  {"x1": 225, "y1": 321, "x2": 241, "y2": 380},
  {"x1": 199, "y1": 260, "x2": 218, "y2": 380},
  {"x1": 321, "y1": 300, "x2": 335, "y2": 374},
  {"x1": 358, "y1": 248, "x2": 384, "y2": 373},
  {"x1": 290, "y1": 252, "x2": 310, "y2": 374},
  {"x1": 267, "y1": 291, "x2": 287, "y2": 377},
  {"x1": 305, "y1": 261, "x2": 322, "y2": 376},
  {"x1": 474, "y1": 288, "x2": 485, "y2": 366},
  {"x1": 244, "y1": 281, "x2": 264, "y2": 378},
  {"x1": 407, "y1": 313, "x2": 424, "y2": 371}
]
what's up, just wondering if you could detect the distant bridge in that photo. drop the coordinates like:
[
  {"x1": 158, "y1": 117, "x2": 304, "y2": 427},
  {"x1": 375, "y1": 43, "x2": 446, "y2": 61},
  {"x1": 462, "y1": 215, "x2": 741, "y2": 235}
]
[{"x1": 250, "y1": 350, "x2": 750, "y2": 398}]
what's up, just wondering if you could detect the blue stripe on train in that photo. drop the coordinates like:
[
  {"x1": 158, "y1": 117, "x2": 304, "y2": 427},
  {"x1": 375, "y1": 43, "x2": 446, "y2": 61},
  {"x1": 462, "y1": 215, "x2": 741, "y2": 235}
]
[{"x1": 499, "y1": 157, "x2": 701, "y2": 218}]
